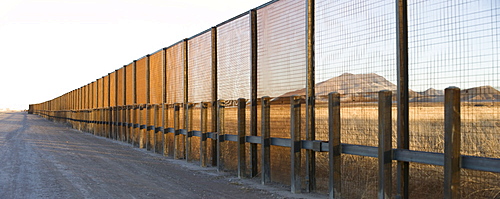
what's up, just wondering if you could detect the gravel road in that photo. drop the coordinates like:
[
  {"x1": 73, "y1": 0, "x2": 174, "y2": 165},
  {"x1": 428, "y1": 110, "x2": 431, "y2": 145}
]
[{"x1": 0, "y1": 112, "x2": 324, "y2": 199}]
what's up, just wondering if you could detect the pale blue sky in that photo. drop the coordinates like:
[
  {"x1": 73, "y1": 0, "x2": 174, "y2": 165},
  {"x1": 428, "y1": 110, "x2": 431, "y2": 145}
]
[{"x1": 0, "y1": 0, "x2": 270, "y2": 110}]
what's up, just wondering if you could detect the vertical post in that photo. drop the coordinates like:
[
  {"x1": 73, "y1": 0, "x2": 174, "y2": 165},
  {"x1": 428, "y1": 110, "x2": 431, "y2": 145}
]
[
  {"x1": 128, "y1": 111, "x2": 131, "y2": 143},
  {"x1": 250, "y1": 8, "x2": 259, "y2": 178},
  {"x1": 163, "y1": 103, "x2": 168, "y2": 157},
  {"x1": 211, "y1": 27, "x2": 218, "y2": 167},
  {"x1": 93, "y1": 81, "x2": 97, "y2": 135},
  {"x1": 444, "y1": 87, "x2": 461, "y2": 199},
  {"x1": 185, "y1": 103, "x2": 192, "y2": 162},
  {"x1": 261, "y1": 96, "x2": 271, "y2": 184},
  {"x1": 153, "y1": 104, "x2": 158, "y2": 153},
  {"x1": 329, "y1": 92, "x2": 341, "y2": 199},
  {"x1": 161, "y1": 48, "x2": 168, "y2": 156},
  {"x1": 162, "y1": 48, "x2": 167, "y2": 155},
  {"x1": 132, "y1": 106, "x2": 136, "y2": 146},
  {"x1": 200, "y1": 102, "x2": 208, "y2": 167},
  {"x1": 108, "y1": 73, "x2": 111, "y2": 139},
  {"x1": 290, "y1": 95, "x2": 301, "y2": 193},
  {"x1": 174, "y1": 103, "x2": 181, "y2": 159},
  {"x1": 133, "y1": 60, "x2": 138, "y2": 146},
  {"x1": 378, "y1": 91, "x2": 393, "y2": 199},
  {"x1": 237, "y1": 98, "x2": 246, "y2": 178},
  {"x1": 139, "y1": 105, "x2": 144, "y2": 148},
  {"x1": 115, "y1": 69, "x2": 119, "y2": 140},
  {"x1": 217, "y1": 100, "x2": 225, "y2": 172},
  {"x1": 183, "y1": 39, "x2": 190, "y2": 161},
  {"x1": 306, "y1": 0, "x2": 316, "y2": 192},
  {"x1": 396, "y1": 0, "x2": 409, "y2": 198},
  {"x1": 146, "y1": 55, "x2": 152, "y2": 151},
  {"x1": 123, "y1": 65, "x2": 127, "y2": 142},
  {"x1": 102, "y1": 77, "x2": 105, "y2": 137}
]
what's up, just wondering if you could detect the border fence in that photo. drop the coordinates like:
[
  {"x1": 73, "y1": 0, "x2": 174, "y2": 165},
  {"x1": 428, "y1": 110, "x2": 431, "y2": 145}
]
[{"x1": 29, "y1": 0, "x2": 499, "y2": 198}]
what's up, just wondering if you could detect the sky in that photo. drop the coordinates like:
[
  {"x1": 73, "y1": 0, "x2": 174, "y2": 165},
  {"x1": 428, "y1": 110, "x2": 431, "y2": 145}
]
[{"x1": 0, "y1": 0, "x2": 271, "y2": 110}]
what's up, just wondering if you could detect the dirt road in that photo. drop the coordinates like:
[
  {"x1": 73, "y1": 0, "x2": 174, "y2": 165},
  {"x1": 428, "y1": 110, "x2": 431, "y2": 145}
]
[{"x1": 0, "y1": 112, "x2": 323, "y2": 199}]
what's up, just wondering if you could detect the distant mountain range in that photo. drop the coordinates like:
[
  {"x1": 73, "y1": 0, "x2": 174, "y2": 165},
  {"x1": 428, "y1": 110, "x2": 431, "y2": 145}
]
[{"x1": 278, "y1": 73, "x2": 500, "y2": 102}]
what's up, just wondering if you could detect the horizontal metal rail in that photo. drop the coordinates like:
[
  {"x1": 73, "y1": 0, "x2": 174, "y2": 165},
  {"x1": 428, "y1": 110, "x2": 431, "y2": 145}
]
[{"x1": 38, "y1": 113, "x2": 500, "y2": 174}]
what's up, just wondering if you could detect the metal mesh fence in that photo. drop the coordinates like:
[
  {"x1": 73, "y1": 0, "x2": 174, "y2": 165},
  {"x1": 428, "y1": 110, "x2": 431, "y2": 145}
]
[
  {"x1": 103, "y1": 75, "x2": 109, "y2": 107},
  {"x1": 117, "y1": 68, "x2": 125, "y2": 106},
  {"x1": 149, "y1": 51, "x2": 163, "y2": 105},
  {"x1": 217, "y1": 14, "x2": 251, "y2": 101},
  {"x1": 125, "y1": 63, "x2": 134, "y2": 105},
  {"x1": 30, "y1": 0, "x2": 500, "y2": 197},
  {"x1": 188, "y1": 31, "x2": 212, "y2": 103},
  {"x1": 255, "y1": 0, "x2": 307, "y2": 186},
  {"x1": 97, "y1": 78, "x2": 103, "y2": 108},
  {"x1": 166, "y1": 42, "x2": 184, "y2": 104},
  {"x1": 136, "y1": 57, "x2": 147, "y2": 105},
  {"x1": 314, "y1": 0, "x2": 396, "y2": 195},
  {"x1": 257, "y1": 0, "x2": 306, "y2": 99},
  {"x1": 408, "y1": 0, "x2": 500, "y2": 198},
  {"x1": 109, "y1": 72, "x2": 116, "y2": 107}
]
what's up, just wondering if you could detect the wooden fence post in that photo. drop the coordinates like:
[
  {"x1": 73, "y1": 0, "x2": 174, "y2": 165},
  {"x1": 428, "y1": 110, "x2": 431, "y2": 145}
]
[
  {"x1": 290, "y1": 95, "x2": 301, "y2": 193},
  {"x1": 126, "y1": 106, "x2": 130, "y2": 144},
  {"x1": 200, "y1": 102, "x2": 208, "y2": 167},
  {"x1": 211, "y1": 26, "x2": 218, "y2": 167},
  {"x1": 249, "y1": 8, "x2": 259, "y2": 178},
  {"x1": 306, "y1": 0, "x2": 316, "y2": 192},
  {"x1": 142, "y1": 105, "x2": 147, "y2": 149},
  {"x1": 329, "y1": 92, "x2": 341, "y2": 199},
  {"x1": 378, "y1": 90, "x2": 393, "y2": 199},
  {"x1": 444, "y1": 87, "x2": 461, "y2": 199},
  {"x1": 153, "y1": 104, "x2": 158, "y2": 153},
  {"x1": 261, "y1": 96, "x2": 271, "y2": 184},
  {"x1": 163, "y1": 103, "x2": 169, "y2": 157},
  {"x1": 237, "y1": 98, "x2": 246, "y2": 178},
  {"x1": 185, "y1": 103, "x2": 193, "y2": 162},
  {"x1": 396, "y1": 0, "x2": 410, "y2": 198},
  {"x1": 174, "y1": 103, "x2": 181, "y2": 159},
  {"x1": 217, "y1": 100, "x2": 225, "y2": 172}
]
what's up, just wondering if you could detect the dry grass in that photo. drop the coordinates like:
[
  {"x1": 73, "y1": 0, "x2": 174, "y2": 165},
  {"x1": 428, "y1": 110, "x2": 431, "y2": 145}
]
[
  {"x1": 133, "y1": 101, "x2": 499, "y2": 198},
  {"x1": 207, "y1": 102, "x2": 500, "y2": 198}
]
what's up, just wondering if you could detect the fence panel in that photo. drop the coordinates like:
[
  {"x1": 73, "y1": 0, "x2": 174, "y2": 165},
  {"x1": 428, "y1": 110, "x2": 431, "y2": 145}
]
[
  {"x1": 166, "y1": 43, "x2": 184, "y2": 105},
  {"x1": 150, "y1": 51, "x2": 163, "y2": 105},
  {"x1": 408, "y1": 0, "x2": 500, "y2": 198},
  {"x1": 255, "y1": 0, "x2": 306, "y2": 187}
]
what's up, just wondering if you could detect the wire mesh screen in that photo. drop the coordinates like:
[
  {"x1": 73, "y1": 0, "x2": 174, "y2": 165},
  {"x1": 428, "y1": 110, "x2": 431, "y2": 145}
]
[
  {"x1": 103, "y1": 75, "x2": 109, "y2": 107},
  {"x1": 136, "y1": 58, "x2": 147, "y2": 105},
  {"x1": 408, "y1": 0, "x2": 500, "y2": 198},
  {"x1": 109, "y1": 72, "x2": 116, "y2": 107},
  {"x1": 82, "y1": 86, "x2": 86, "y2": 109},
  {"x1": 217, "y1": 14, "x2": 251, "y2": 100},
  {"x1": 117, "y1": 68, "x2": 125, "y2": 106},
  {"x1": 257, "y1": 0, "x2": 306, "y2": 99},
  {"x1": 315, "y1": 0, "x2": 396, "y2": 195},
  {"x1": 188, "y1": 31, "x2": 212, "y2": 103},
  {"x1": 125, "y1": 64, "x2": 134, "y2": 105},
  {"x1": 91, "y1": 81, "x2": 96, "y2": 108},
  {"x1": 255, "y1": 0, "x2": 306, "y2": 186},
  {"x1": 85, "y1": 84, "x2": 89, "y2": 109},
  {"x1": 166, "y1": 43, "x2": 184, "y2": 104},
  {"x1": 150, "y1": 51, "x2": 163, "y2": 105},
  {"x1": 97, "y1": 78, "x2": 103, "y2": 108}
]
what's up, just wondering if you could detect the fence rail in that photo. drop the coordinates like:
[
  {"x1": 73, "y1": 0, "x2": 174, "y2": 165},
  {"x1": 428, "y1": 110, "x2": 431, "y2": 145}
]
[{"x1": 30, "y1": 0, "x2": 500, "y2": 198}]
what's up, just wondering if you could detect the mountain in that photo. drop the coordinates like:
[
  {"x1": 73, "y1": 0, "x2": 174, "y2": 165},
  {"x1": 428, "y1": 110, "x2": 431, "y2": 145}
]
[
  {"x1": 418, "y1": 88, "x2": 444, "y2": 96},
  {"x1": 461, "y1": 85, "x2": 500, "y2": 101},
  {"x1": 279, "y1": 73, "x2": 420, "y2": 102},
  {"x1": 411, "y1": 86, "x2": 500, "y2": 102},
  {"x1": 277, "y1": 73, "x2": 500, "y2": 103}
]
